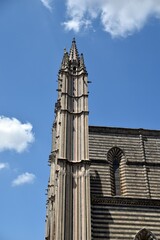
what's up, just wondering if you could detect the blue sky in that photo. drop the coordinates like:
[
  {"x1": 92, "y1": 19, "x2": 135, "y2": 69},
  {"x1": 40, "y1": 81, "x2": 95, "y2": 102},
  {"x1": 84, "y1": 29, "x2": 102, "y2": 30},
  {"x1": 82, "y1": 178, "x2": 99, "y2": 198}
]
[{"x1": 0, "y1": 0, "x2": 160, "y2": 239}]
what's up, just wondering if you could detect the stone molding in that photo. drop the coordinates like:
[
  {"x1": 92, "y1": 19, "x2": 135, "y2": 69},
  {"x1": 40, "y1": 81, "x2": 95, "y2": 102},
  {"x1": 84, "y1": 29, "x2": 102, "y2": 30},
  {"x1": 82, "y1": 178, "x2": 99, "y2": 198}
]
[
  {"x1": 91, "y1": 196, "x2": 160, "y2": 208},
  {"x1": 89, "y1": 126, "x2": 160, "y2": 137}
]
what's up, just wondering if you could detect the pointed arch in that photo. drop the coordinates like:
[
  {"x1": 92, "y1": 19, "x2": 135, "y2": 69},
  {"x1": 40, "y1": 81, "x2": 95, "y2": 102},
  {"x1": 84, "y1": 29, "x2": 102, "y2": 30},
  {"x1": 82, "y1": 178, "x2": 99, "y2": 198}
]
[
  {"x1": 107, "y1": 147, "x2": 124, "y2": 196},
  {"x1": 134, "y1": 228, "x2": 157, "y2": 240}
]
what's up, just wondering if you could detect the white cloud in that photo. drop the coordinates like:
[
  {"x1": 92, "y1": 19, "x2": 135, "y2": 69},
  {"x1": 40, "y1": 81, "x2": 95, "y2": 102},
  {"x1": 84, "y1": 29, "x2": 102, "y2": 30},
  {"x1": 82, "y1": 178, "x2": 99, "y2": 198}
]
[
  {"x1": 0, "y1": 162, "x2": 9, "y2": 170},
  {"x1": 63, "y1": 0, "x2": 160, "y2": 37},
  {"x1": 0, "y1": 116, "x2": 35, "y2": 153},
  {"x1": 40, "y1": 0, "x2": 53, "y2": 11},
  {"x1": 12, "y1": 172, "x2": 36, "y2": 187},
  {"x1": 63, "y1": 19, "x2": 92, "y2": 32}
]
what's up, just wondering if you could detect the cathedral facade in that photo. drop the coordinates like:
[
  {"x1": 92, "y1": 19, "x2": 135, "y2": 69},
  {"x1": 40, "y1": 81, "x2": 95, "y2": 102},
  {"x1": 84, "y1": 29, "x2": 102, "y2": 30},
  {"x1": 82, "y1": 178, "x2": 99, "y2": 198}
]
[{"x1": 45, "y1": 39, "x2": 160, "y2": 240}]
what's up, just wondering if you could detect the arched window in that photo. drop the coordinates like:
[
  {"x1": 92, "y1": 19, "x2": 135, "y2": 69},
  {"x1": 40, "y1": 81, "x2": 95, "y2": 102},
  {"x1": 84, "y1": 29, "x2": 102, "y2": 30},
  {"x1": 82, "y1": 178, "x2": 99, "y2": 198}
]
[
  {"x1": 107, "y1": 147, "x2": 124, "y2": 196},
  {"x1": 134, "y1": 228, "x2": 157, "y2": 240},
  {"x1": 113, "y1": 157, "x2": 121, "y2": 195}
]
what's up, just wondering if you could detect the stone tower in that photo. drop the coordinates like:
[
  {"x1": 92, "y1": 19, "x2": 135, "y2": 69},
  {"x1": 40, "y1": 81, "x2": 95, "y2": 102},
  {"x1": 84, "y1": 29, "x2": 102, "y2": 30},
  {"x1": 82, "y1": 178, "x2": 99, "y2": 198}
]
[{"x1": 45, "y1": 39, "x2": 91, "y2": 240}]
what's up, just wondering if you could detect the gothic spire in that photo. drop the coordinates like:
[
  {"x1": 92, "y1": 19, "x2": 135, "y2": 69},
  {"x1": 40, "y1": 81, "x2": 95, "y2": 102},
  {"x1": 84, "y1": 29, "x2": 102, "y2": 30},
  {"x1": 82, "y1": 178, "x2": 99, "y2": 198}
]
[
  {"x1": 69, "y1": 38, "x2": 79, "y2": 62},
  {"x1": 61, "y1": 48, "x2": 69, "y2": 69}
]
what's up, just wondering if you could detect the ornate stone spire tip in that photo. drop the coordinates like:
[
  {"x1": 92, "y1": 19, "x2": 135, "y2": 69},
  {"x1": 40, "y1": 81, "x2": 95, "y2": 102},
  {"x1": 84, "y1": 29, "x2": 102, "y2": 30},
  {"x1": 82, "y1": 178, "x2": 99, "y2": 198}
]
[{"x1": 69, "y1": 38, "x2": 79, "y2": 62}]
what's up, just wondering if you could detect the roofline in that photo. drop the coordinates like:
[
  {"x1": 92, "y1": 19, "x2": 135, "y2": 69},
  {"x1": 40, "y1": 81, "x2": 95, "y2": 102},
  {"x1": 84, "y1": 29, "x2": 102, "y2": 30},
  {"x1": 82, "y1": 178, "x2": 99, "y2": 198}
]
[{"x1": 89, "y1": 125, "x2": 160, "y2": 136}]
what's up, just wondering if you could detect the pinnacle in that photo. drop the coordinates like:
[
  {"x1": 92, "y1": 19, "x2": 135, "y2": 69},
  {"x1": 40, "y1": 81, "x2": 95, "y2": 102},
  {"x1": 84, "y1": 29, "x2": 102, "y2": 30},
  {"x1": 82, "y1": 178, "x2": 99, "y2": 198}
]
[
  {"x1": 69, "y1": 38, "x2": 79, "y2": 62},
  {"x1": 80, "y1": 53, "x2": 86, "y2": 70},
  {"x1": 60, "y1": 48, "x2": 69, "y2": 69}
]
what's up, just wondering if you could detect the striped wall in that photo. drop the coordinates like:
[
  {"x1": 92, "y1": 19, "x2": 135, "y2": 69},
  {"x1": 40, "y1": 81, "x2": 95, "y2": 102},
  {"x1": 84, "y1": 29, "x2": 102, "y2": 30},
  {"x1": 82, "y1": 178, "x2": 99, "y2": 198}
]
[
  {"x1": 89, "y1": 126, "x2": 160, "y2": 240},
  {"x1": 91, "y1": 200, "x2": 160, "y2": 240},
  {"x1": 89, "y1": 126, "x2": 160, "y2": 199}
]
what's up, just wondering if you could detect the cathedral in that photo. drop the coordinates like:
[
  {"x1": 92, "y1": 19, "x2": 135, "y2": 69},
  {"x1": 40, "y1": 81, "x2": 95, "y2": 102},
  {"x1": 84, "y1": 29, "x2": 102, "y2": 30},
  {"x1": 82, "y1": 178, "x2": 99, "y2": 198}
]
[{"x1": 45, "y1": 39, "x2": 160, "y2": 240}]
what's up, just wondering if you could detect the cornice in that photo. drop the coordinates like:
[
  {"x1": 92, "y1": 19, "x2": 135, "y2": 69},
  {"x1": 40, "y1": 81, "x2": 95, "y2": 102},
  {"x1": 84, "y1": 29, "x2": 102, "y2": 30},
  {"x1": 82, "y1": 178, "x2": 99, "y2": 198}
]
[
  {"x1": 91, "y1": 196, "x2": 160, "y2": 208},
  {"x1": 89, "y1": 126, "x2": 160, "y2": 137}
]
